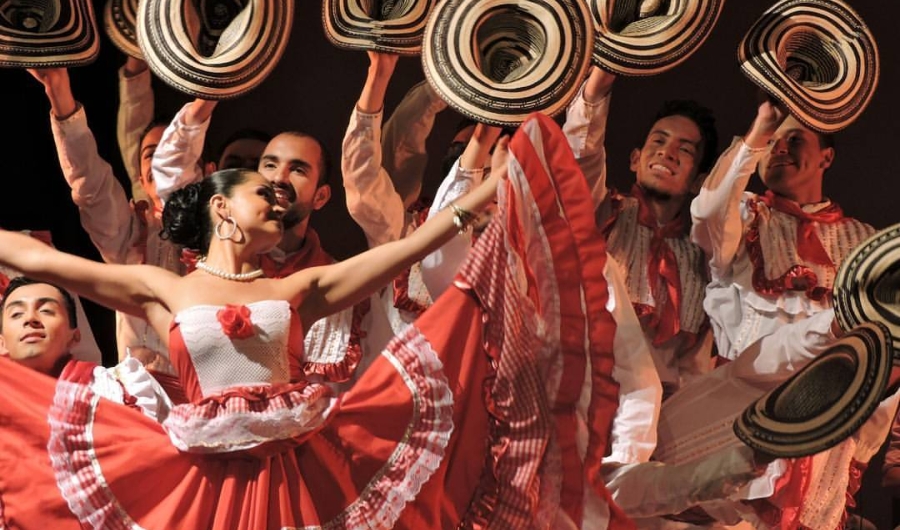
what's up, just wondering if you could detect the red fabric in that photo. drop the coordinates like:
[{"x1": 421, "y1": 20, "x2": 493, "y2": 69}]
[
  {"x1": 632, "y1": 185, "x2": 686, "y2": 346},
  {"x1": 260, "y1": 229, "x2": 334, "y2": 278},
  {"x1": 746, "y1": 455, "x2": 813, "y2": 529},
  {"x1": 216, "y1": 304, "x2": 255, "y2": 340},
  {"x1": 746, "y1": 193, "x2": 845, "y2": 301},
  {"x1": 759, "y1": 191, "x2": 843, "y2": 268}
]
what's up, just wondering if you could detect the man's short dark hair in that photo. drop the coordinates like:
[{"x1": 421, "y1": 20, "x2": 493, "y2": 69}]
[
  {"x1": 216, "y1": 128, "x2": 272, "y2": 168},
  {"x1": 643, "y1": 100, "x2": 719, "y2": 175},
  {"x1": 0, "y1": 277, "x2": 77, "y2": 331}
]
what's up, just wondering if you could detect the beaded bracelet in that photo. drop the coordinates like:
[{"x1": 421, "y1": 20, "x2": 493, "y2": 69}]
[{"x1": 450, "y1": 203, "x2": 479, "y2": 235}]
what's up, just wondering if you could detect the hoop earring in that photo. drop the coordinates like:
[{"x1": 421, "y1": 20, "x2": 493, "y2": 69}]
[{"x1": 215, "y1": 217, "x2": 238, "y2": 240}]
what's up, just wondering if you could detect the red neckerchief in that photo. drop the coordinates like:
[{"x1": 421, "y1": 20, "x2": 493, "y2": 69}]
[
  {"x1": 632, "y1": 185, "x2": 685, "y2": 346},
  {"x1": 259, "y1": 229, "x2": 334, "y2": 279},
  {"x1": 759, "y1": 191, "x2": 844, "y2": 267}
]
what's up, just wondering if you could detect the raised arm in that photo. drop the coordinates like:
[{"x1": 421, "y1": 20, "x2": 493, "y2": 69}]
[
  {"x1": 420, "y1": 123, "x2": 501, "y2": 299},
  {"x1": 381, "y1": 80, "x2": 448, "y2": 207},
  {"x1": 690, "y1": 100, "x2": 786, "y2": 273},
  {"x1": 0, "y1": 230, "x2": 175, "y2": 320},
  {"x1": 341, "y1": 51, "x2": 408, "y2": 247},
  {"x1": 294, "y1": 138, "x2": 509, "y2": 324},
  {"x1": 562, "y1": 66, "x2": 616, "y2": 207},
  {"x1": 29, "y1": 68, "x2": 143, "y2": 265},
  {"x1": 117, "y1": 56, "x2": 154, "y2": 193},
  {"x1": 152, "y1": 98, "x2": 217, "y2": 204}
]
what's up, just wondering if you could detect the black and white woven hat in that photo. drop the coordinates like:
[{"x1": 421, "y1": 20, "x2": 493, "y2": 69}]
[
  {"x1": 104, "y1": 0, "x2": 140, "y2": 59},
  {"x1": 738, "y1": 0, "x2": 879, "y2": 133},
  {"x1": 422, "y1": 0, "x2": 594, "y2": 127},
  {"x1": 734, "y1": 322, "x2": 892, "y2": 458},
  {"x1": 834, "y1": 223, "x2": 900, "y2": 351},
  {"x1": 0, "y1": 0, "x2": 99, "y2": 67},
  {"x1": 323, "y1": 0, "x2": 437, "y2": 54},
  {"x1": 137, "y1": 0, "x2": 293, "y2": 99},
  {"x1": 588, "y1": 0, "x2": 726, "y2": 75}
]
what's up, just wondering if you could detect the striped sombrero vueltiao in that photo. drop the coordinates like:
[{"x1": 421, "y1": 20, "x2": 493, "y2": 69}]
[
  {"x1": 422, "y1": 0, "x2": 594, "y2": 127},
  {"x1": 104, "y1": 0, "x2": 140, "y2": 59},
  {"x1": 137, "y1": 0, "x2": 294, "y2": 100},
  {"x1": 834, "y1": 223, "x2": 900, "y2": 352},
  {"x1": 589, "y1": 0, "x2": 726, "y2": 75},
  {"x1": 0, "y1": 0, "x2": 99, "y2": 67},
  {"x1": 738, "y1": 0, "x2": 879, "y2": 133},
  {"x1": 734, "y1": 322, "x2": 893, "y2": 458},
  {"x1": 323, "y1": 0, "x2": 437, "y2": 54}
]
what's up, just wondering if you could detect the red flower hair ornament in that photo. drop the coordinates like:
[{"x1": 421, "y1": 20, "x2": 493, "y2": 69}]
[{"x1": 216, "y1": 304, "x2": 255, "y2": 339}]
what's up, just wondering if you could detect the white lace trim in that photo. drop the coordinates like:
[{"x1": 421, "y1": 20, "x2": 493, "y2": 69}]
[
  {"x1": 304, "y1": 305, "x2": 354, "y2": 365},
  {"x1": 162, "y1": 386, "x2": 338, "y2": 453},
  {"x1": 90, "y1": 357, "x2": 174, "y2": 422}
]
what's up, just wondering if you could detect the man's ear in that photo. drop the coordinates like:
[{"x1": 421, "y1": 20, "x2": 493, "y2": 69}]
[
  {"x1": 0, "y1": 335, "x2": 9, "y2": 357},
  {"x1": 67, "y1": 329, "x2": 81, "y2": 351},
  {"x1": 820, "y1": 147, "x2": 835, "y2": 170},
  {"x1": 204, "y1": 161, "x2": 217, "y2": 177},
  {"x1": 629, "y1": 148, "x2": 641, "y2": 172},
  {"x1": 312, "y1": 185, "x2": 331, "y2": 211}
]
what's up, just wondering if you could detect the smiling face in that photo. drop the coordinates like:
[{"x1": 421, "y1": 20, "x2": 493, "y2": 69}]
[
  {"x1": 758, "y1": 115, "x2": 833, "y2": 203},
  {"x1": 215, "y1": 172, "x2": 285, "y2": 252},
  {"x1": 257, "y1": 133, "x2": 331, "y2": 234},
  {"x1": 0, "y1": 282, "x2": 80, "y2": 374},
  {"x1": 630, "y1": 114, "x2": 705, "y2": 200}
]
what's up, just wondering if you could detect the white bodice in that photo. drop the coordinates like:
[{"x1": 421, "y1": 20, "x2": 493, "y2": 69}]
[{"x1": 174, "y1": 300, "x2": 292, "y2": 397}]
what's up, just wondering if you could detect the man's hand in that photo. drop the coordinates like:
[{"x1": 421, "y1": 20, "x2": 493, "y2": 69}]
[{"x1": 27, "y1": 67, "x2": 78, "y2": 120}]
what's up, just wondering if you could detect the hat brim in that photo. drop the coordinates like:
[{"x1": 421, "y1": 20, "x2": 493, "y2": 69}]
[
  {"x1": 589, "y1": 0, "x2": 725, "y2": 76},
  {"x1": 322, "y1": 0, "x2": 437, "y2": 55},
  {"x1": 104, "y1": 0, "x2": 141, "y2": 59},
  {"x1": 733, "y1": 322, "x2": 892, "y2": 458},
  {"x1": 422, "y1": 0, "x2": 594, "y2": 127},
  {"x1": 834, "y1": 223, "x2": 900, "y2": 352},
  {"x1": 0, "y1": 0, "x2": 99, "y2": 67},
  {"x1": 738, "y1": 0, "x2": 879, "y2": 133},
  {"x1": 137, "y1": 0, "x2": 293, "y2": 100}
]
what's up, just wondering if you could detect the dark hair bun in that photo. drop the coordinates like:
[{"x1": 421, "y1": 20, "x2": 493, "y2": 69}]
[{"x1": 162, "y1": 182, "x2": 205, "y2": 249}]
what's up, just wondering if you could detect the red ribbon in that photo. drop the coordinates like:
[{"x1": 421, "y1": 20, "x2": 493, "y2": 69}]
[
  {"x1": 759, "y1": 191, "x2": 844, "y2": 268},
  {"x1": 633, "y1": 185, "x2": 685, "y2": 346}
]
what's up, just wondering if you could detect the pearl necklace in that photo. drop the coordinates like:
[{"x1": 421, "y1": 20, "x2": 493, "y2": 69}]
[{"x1": 196, "y1": 259, "x2": 265, "y2": 282}]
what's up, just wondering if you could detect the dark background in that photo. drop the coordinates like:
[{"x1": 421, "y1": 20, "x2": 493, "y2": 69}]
[{"x1": 0, "y1": 0, "x2": 898, "y2": 523}]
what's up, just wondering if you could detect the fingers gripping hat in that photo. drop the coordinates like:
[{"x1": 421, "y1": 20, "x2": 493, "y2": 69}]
[
  {"x1": 0, "y1": 0, "x2": 99, "y2": 67},
  {"x1": 104, "y1": 0, "x2": 140, "y2": 59},
  {"x1": 738, "y1": 0, "x2": 879, "y2": 133},
  {"x1": 833, "y1": 223, "x2": 900, "y2": 350},
  {"x1": 422, "y1": 0, "x2": 594, "y2": 127},
  {"x1": 588, "y1": 0, "x2": 726, "y2": 75},
  {"x1": 734, "y1": 322, "x2": 893, "y2": 459},
  {"x1": 323, "y1": 0, "x2": 438, "y2": 54},
  {"x1": 137, "y1": 0, "x2": 294, "y2": 100}
]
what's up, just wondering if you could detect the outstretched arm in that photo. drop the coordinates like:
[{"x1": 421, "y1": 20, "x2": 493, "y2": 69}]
[
  {"x1": 420, "y1": 123, "x2": 501, "y2": 299},
  {"x1": 381, "y1": 80, "x2": 448, "y2": 207},
  {"x1": 29, "y1": 68, "x2": 143, "y2": 266},
  {"x1": 293, "y1": 137, "x2": 509, "y2": 324},
  {"x1": 0, "y1": 230, "x2": 176, "y2": 320},
  {"x1": 117, "y1": 56, "x2": 154, "y2": 190},
  {"x1": 690, "y1": 100, "x2": 787, "y2": 273},
  {"x1": 563, "y1": 66, "x2": 616, "y2": 207},
  {"x1": 152, "y1": 98, "x2": 217, "y2": 204},
  {"x1": 341, "y1": 51, "x2": 408, "y2": 247}
]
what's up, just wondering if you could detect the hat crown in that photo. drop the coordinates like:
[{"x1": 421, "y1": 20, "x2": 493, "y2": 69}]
[
  {"x1": 475, "y1": 6, "x2": 546, "y2": 83},
  {"x1": 1, "y1": 0, "x2": 61, "y2": 32}
]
